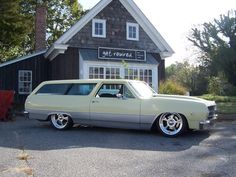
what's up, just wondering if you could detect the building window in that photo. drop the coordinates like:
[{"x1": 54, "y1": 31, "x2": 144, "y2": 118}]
[
  {"x1": 18, "y1": 70, "x2": 32, "y2": 94},
  {"x1": 126, "y1": 22, "x2": 139, "y2": 41},
  {"x1": 92, "y1": 19, "x2": 106, "y2": 38},
  {"x1": 89, "y1": 67, "x2": 120, "y2": 79},
  {"x1": 105, "y1": 68, "x2": 120, "y2": 79},
  {"x1": 125, "y1": 68, "x2": 152, "y2": 87},
  {"x1": 89, "y1": 67, "x2": 104, "y2": 79},
  {"x1": 125, "y1": 68, "x2": 138, "y2": 80},
  {"x1": 140, "y1": 69, "x2": 153, "y2": 87},
  {"x1": 86, "y1": 65, "x2": 154, "y2": 89}
]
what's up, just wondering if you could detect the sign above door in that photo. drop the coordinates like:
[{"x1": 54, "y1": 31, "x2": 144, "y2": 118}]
[{"x1": 98, "y1": 47, "x2": 146, "y2": 62}]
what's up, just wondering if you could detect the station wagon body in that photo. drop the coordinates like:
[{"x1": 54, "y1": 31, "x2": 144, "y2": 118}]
[{"x1": 25, "y1": 79, "x2": 217, "y2": 137}]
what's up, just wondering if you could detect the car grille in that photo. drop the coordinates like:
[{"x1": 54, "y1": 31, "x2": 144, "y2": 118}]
[{"x1": 208, "y1": 105, "x2": 217, "y2": 119}]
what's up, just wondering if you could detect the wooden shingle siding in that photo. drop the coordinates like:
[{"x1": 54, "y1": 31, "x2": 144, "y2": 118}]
[
  {"x1": 151, "y1": 53, "x2": 165, "y2": 81},
  {"x1": 0, "y1": 53, "x2": 49, "y2": 103},
  {"x1": 50, "y1": 47, "x2": 79, "y2": 80},
  {"x1": 68, "y1": 0, "x2": 160, "y2": 53}
]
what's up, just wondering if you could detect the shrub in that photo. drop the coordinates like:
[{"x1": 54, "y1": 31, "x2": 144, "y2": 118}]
[
  {"x1": 223, "y1": 83, "x2": 236, "y2": 96},
  {"x1": 208, "y1": 76, "x2": 224, "y2": 95},
  {"x1": 159, "y1": 79, "x2": 187, "y2": 95},
  {"x1": 207, "y1": 76, "x2": 236, "y2": 96}
]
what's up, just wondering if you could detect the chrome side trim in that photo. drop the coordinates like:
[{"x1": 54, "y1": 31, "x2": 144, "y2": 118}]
[
  {"x1": 26, "y1": 109, "x2": 155, "y2": 130},
  {"x1": 26, "y1": 109, "x2": 90, "y2": 122}
]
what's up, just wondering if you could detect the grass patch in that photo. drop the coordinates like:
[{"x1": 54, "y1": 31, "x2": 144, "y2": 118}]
[
  {"x1": 200, "y1": 94, "x2": 231, "y2": 102},
  {"x1": 200, "y1": 94, "x2": 236, "y2": 114},
  {"x1": 217, "y1": 102, "x2": 236, "y2": 114}
]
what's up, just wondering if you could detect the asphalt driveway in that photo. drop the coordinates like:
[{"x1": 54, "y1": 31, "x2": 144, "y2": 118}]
[{"x1": 0, "y1": 117, "x2": 235, "y2": 177}]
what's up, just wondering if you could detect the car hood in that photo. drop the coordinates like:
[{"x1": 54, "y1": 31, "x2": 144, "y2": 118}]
[{"x1": 154, "y1": 94, "x2": 216, "y2": 107}]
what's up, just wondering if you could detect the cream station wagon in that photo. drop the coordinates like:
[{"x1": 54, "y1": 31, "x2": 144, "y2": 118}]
[{"x1": 24, "y1": 79, "x2": 217, "y2": 137}]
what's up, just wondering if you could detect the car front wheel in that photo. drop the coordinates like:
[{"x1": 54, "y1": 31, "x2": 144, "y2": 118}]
[
  {"x1": 157, "y1": 112, "x2": 187, "y2": 137},
  {"x1": 50, "y1": 114, "x2": 73, "y2": 130}
]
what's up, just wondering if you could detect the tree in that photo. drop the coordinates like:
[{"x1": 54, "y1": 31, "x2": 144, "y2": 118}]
[
  {"x1": 166, "y1": 61, "x2": 195, "y2": 91},
  {"x1": 46, "y1": 0, "x2": 83, "y2": 45},
  {"x1": 0, "y1": 0, "x2": 84, "y2": 62},
  {"x1": 188, "y1": 10, "x2": 236, "y2": 85},
  {"x1": 21, "y1": 0, "x2": 84, "y2": 46},
  {"x1": 166, "y1": 61, "x2": 208, "y2": 95},
  {"x1": 0, "y1": 0, "x2": 32, "y2": 62}
]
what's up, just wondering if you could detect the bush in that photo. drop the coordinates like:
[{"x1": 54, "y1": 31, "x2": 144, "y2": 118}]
[
  {"x1": 223, "y1": 83, "x2": 236, "y2": 96},
  {"x1": 208, "y1": 76, "x2": 224, "y2": 95},
  {"x1": 159, "y1": 79, "x2": 187, "y2": 95},
  {"x1": 207, "y1": 76, "x2": 236, "y2": 96}
]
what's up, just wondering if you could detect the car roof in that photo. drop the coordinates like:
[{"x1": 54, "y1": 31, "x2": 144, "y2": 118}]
[{"x1": 41, "y1": 79, "x2": 143, "y2": 85}]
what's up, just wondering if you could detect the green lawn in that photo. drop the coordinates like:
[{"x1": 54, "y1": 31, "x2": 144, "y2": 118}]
[{"x1": 199, "y1": 95, "x2": 236, "y2": 114}]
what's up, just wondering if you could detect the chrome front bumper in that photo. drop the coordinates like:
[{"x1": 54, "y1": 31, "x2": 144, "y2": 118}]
[{"x1": 199, "y1": 115, "x2": 218, "y2": 130}]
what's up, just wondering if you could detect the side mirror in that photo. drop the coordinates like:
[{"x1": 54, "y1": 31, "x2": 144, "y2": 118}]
[{"x1": 116, "y1": 93, "x2": 123, "y2": 99}]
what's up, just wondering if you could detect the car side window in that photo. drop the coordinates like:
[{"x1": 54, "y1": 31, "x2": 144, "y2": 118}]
[
  {"x1": 36, "y1": 84, "x2": 71, "y2": 95},
  {"x1": 96, "y1": 84, "x2": 122, "y2": 98},
  {"x1": 67, "y1": 84, "x2": 96, "y2": 95},
  {"x1": 96, "y1": 84, "x2": 134, "y2": 98},
  {"x1": 124, "y1": 85, "x2": 135, "y2": 98}
]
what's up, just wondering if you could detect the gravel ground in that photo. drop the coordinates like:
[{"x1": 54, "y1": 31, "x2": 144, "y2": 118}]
[{"x1": 0, "y1": 117, "x2": 235, "y2": 177}]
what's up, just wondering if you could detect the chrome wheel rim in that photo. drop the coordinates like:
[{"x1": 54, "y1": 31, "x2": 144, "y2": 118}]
[
  {"x1": 51, "y1": 114, "x2": 69, "y2": 129},
  {"x1": 159, "y1": 113, "x2": 183, "y2": 136}
]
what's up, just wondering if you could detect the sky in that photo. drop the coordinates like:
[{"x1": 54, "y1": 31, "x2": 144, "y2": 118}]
[{"x1": 79, "y1": 0, "x2": 236, "y2": 66}]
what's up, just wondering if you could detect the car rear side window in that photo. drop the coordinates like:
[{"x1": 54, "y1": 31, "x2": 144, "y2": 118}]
[
  {"x1": 36, "y1": 84, "x2": 71, "y2": 95},
  {"x1": 67, "y1": 84, "x2": 96, "y2": 95}
]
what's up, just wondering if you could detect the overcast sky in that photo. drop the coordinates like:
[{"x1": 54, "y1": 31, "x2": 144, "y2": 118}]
[{"x1": 79, "y1": 0, "x2": 236, "y2": 66}]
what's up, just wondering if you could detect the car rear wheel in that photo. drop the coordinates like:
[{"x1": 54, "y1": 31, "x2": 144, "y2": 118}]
[
  {"x1": 157, "y1": 112, "x2": 187, "y2": 137},
  {"x1": 50, "y1": 114, "x2": 73, "y2": 130}
]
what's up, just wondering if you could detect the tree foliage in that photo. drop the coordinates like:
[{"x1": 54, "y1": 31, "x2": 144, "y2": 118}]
[
  {"x1": 166, "y1": 61, "x2": 209, "y2": 95},
  {"x1": 46, "y1": 0, "x2": 83, "y2": 45},
  {"x1": 207, "y1": 76, "x2": 224, "y2": 95},
  {"x1": 188, "y1": 10, "x2": 236, "y2": 85},
  {"x1": 0, "y1": 0, "x2": 32, "y2": 61},
  {"x1": 159, "y1": 79, "x2": 187, "y2": 95},
  {"x1": 0, "y1": 0, "x2": 84, "y2": 63},
  {"x1": 20, "y1": 0, "x2": 84, "y2": 47}
]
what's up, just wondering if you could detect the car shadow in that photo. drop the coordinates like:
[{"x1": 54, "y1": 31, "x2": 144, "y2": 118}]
[{"x1": 0, "y1": 118, "x2": 210, "y2": 152}]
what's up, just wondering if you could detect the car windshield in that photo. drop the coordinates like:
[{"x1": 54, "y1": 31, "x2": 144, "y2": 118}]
[{"x1": 129, "y1": 81, "x2": 157, "y2": 98}]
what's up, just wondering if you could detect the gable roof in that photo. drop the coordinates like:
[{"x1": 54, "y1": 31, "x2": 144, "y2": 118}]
[
  {"x1": 45, "y1": 0, "x2": 174, "y2": 60},
  {"x1": 0, "y1": 50, "x2": 46, "y2": 68}
]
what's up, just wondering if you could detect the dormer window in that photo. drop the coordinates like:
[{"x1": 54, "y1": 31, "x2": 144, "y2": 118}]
[
  {"x1": 92, "y1": 19, "x2": 106, "y2": 38},
  {"x1": 126, "y1": 22, "x2": 139, "y2": 41}
]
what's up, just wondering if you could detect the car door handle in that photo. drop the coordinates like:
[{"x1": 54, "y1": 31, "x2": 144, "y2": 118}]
[{"x1": 92, "y1": 100, "x2": 99, "y2": 103}]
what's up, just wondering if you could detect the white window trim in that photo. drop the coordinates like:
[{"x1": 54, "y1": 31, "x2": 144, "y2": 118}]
[
  {"x1": 82, "y1": 61, "x2": 158, "y2": 91},
  {"x1": 92, "y1": 19, "x2": 106, "y2": 38},
  {"x1": 126, "y1": 22, "x2": 139, "y2": 41},
  {"x1": 88, "y1": 66, "x2": 121, "y2": 79},
  {"x1": 18, "y1": 70, "x2": 32, "y2": 95}
]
